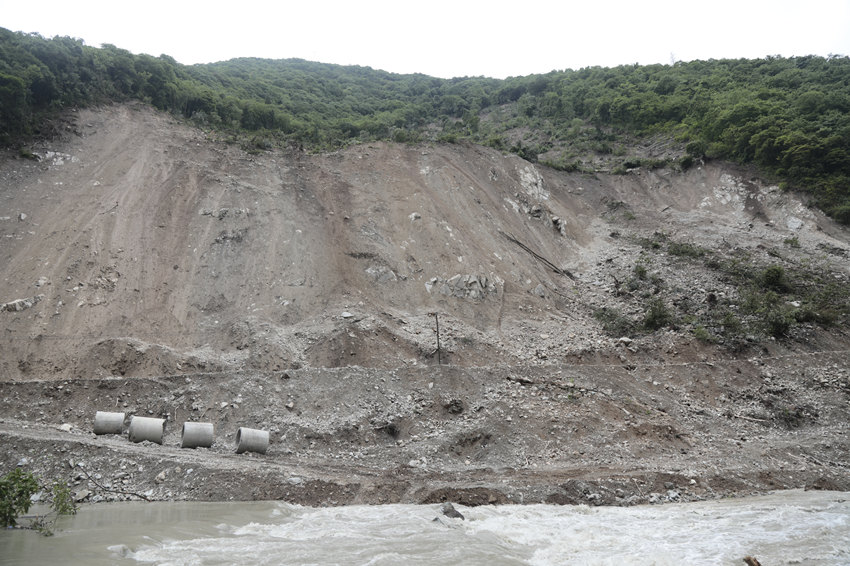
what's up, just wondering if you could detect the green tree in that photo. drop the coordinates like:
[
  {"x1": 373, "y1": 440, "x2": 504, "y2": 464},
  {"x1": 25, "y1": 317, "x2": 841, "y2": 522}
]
[
  {"x1": 1, "y1": 468, "x2": 77, "y2": 535},
  {"x1": 0, "y1": 73, "x2": 28, "y2": 138},
  {"x1": 0, "y1": 468, "x2": 40, "y2": 527}
]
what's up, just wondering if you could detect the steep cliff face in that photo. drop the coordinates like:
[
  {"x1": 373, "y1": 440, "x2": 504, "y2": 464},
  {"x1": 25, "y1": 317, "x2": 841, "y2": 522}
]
[
  {"x1": 1, "y1": 103, "x2": 849, "y2": 380},
  {"x1": 2, "y1": 104, "x2": 850, "y2": 505}
]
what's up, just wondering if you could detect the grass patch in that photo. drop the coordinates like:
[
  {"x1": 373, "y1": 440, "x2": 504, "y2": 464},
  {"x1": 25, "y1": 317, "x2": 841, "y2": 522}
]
[
  {"x1": 643, "y1": 298, "x2": 673, "y2": 330},
  {"x1": 593, "y1": 307, "x2": 637, "y2": 337},
  {"x1": 667, "y1": 241, "x2": 707, "y2": 258}
]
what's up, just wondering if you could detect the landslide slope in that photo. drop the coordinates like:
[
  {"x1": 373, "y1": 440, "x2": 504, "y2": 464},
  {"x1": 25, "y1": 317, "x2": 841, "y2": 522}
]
[
  {"x1": 1, "y1": 103, "x2": 850, "y2": 505},
  {"x1": 2, "y1": 103, "x2": 848, "y2": 379}
]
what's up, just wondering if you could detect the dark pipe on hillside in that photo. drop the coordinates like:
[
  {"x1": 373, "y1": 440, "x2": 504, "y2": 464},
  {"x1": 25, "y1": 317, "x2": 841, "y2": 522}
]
[{"x1": 434, "y1": 312, "x2": 441, "y2": 365}]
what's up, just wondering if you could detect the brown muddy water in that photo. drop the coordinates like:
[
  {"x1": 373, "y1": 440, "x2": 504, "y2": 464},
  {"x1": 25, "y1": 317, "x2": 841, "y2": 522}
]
[{"x1": 1, "y1": 490, "x2": 848, "y2": 565}]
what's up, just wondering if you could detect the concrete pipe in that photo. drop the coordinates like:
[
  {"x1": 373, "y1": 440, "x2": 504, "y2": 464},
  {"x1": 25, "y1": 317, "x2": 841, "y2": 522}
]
[
  {"x1": 93, "y1": 411, "x2": 125, "y2": 435},
  {"x1": 128, "y1": 416, "x2": 166, "y2": 445},
  {"x1": 235, "y1": 427, "x2": 269, "y2": 454},
  {"x1": 181, "y1": 422, "x2": 214, "y2": 449}
]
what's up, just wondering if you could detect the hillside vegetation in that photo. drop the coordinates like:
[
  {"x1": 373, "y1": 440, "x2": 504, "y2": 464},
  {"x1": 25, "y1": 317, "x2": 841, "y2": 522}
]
[{"x1": 1, "y1": 28, "x2": 849, "y2": 223}]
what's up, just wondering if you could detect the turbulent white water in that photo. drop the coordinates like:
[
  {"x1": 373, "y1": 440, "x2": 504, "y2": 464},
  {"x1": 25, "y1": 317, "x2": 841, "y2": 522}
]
[{"x1": 1, "y1": 490, "x2": 847, "y2": 565}]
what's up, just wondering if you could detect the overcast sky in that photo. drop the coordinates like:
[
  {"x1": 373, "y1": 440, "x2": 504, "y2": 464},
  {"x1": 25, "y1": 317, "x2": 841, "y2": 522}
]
[{"x1": 4, "y1": 0, "x2": 850, "y2": 78}]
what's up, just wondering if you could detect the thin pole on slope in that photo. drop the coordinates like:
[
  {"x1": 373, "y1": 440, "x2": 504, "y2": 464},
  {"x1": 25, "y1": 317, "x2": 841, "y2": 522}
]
[{"x1": 433, "y1": 312, "x2": 441, "y2": 365}]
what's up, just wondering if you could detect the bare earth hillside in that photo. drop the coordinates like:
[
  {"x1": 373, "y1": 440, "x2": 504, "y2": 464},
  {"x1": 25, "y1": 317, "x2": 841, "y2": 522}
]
[{"x1": 1, "y1": 103, "x2": 848, "y2": 506}]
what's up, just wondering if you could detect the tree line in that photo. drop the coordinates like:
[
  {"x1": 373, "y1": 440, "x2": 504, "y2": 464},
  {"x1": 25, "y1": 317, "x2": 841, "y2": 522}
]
[{"x1": 1, "y1": 28, "x2": 848, "y2": 223}]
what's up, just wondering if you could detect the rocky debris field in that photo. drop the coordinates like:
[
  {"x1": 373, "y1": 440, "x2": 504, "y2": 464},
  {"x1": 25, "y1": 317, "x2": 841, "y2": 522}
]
[
  {"x1": 1, "y1": 351, "x2": 848, "y2": 507},
  {"x1": 1, "y1": 103, "x2": 849, "y2": 507}
]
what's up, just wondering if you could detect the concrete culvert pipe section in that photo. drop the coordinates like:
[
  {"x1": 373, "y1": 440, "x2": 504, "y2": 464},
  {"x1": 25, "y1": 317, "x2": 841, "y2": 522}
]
[
  {"x1": 235, "y1": 427, "x2": 269, "y2": 454},
  {"x1": 181, "y1": 422, "x2": 214, "y2": 448},
  {"x1": 93, "y1": 411, "x2": 125, "y2": 435},
  {"x1": 128, "y1": 416, "x2": 166, "y2": 444}
]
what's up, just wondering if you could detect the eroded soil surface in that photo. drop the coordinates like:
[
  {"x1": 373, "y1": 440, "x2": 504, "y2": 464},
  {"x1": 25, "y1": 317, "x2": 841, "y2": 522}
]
[{"x1": 1, "y1": 103, "x2": 848, "y2": 506}]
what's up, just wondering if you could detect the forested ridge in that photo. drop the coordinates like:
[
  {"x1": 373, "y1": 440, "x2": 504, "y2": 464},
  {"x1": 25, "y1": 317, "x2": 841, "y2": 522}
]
[{"x1": 1, "y1": 28, "x2": 849, "y2": 223}]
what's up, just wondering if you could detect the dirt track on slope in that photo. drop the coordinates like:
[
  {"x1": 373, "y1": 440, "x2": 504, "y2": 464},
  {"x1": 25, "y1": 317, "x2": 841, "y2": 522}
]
[{"x1": 1, "y1": 103, "x2": 848, "y2": 506}]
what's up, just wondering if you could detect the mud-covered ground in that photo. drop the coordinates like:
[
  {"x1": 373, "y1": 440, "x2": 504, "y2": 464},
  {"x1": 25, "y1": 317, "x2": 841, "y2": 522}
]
[
  {"x1": 1, "y1": 104, "x2": 849, "y2": 507},
  {"x1": 2, "y1": 351, "x2": 848, "y2": 507}
]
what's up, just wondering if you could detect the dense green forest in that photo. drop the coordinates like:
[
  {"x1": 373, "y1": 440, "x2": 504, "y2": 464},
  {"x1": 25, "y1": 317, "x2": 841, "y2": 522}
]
[{"x1": 1, "y1": 28, "x2": 849, "y2": 223}]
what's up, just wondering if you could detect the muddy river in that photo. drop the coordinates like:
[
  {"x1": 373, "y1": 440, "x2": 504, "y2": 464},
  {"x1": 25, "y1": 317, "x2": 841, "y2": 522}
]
[{"x1": 1, "y1": 490, "x2": 847, "y2": 565}]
